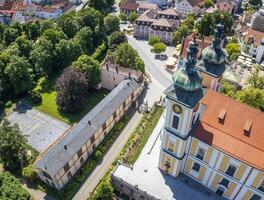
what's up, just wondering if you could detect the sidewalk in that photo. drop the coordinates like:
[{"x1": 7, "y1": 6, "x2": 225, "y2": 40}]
[{"x1": 72, "y1": 111, "x2": 143, "y2": 200}]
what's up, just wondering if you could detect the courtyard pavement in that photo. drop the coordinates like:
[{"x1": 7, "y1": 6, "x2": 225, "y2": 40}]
[
  {"x1": 7, "y1": 102, "x2": 70, "y2": 153},
  {"x1": 113, "y1": 114, "x2": 226, "y2": 200}
]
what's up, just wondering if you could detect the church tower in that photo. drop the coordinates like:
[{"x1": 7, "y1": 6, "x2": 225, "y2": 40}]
[
  {"x1": 198, "y1": 20, "x2": 227, "y2": 92},
  {"x1": 159, "y1": 38, "x2": 204, "y2": 177}
]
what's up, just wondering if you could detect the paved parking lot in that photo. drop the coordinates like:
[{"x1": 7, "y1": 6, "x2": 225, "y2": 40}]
[{"x1": 7, "y1": 102, "x2": 70, "y2": 153}]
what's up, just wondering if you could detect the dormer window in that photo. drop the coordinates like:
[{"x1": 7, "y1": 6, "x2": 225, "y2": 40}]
[
  {"x1": 218, "y1": 109, "x2": 226, "y2": 123},
  {"x1": 244, "y1": 120, "x2": 252, "y2": 137}
]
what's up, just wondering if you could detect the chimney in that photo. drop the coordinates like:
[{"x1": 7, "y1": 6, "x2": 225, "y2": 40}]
[
  {"x1": 88, "y1": 120, "x2": 91, "y2": 125},
  {"x1": 244, "y1": 120, "x2": 252, "y2": 137},
  {"x1": 64, "y1": 145, "x2": 67, "y2": 150},
  {"x1": 218, "y1": 109, "x2": 226, "y2": 124}
]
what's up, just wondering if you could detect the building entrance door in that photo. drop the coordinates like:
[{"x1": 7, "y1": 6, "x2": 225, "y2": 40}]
[{"x1": 215, "y1": 187, "x2": 225, "y2": 196}]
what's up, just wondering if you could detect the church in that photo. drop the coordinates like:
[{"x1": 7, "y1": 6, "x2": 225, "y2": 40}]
[{"x1": 158, "y1": 22, "x2": 264, "y2": 200}]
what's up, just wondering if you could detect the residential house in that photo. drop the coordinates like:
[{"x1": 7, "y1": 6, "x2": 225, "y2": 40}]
[
  {"x1": 137, "y1": 2, "x2": 159, "y2": 15},
  {"x1": 175, "y1": 0, "x2": 204, "y2": 18},
  {"x1": 120, "y1": 0, "x2": 139, "y2": 15},
  {"x1": 35, "y1": 79, "x2": 143, "y2": 190},
  {"x1": 100, "y1": 56, "x2": 144, "y2": 90},
  {"x1": 239, "y1": 27, "x2": 264, "y2": 63},
  {"x1": 134, "y1": 8, "x2": 180, "y2": 44},
  {"x1": 250, "y1": 9, "x2": 264, "y2": 33}
]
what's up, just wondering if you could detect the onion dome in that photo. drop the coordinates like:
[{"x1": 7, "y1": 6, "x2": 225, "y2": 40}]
[
  {"x1": 202, "y1": 23, "x2": 227, "y2": 68},
  {"x1": 173, "y1": 39, "x2": 203, "y2": 92}
]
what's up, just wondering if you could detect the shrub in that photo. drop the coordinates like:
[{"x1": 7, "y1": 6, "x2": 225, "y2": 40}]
[
  {"x1": 92, "y1": 43, "x2": 108, "y2": 62},
  {"x1": 29, "y1": 90, "x2": 42, "y2": 104},
  {"x1": 94, "y1": 150, "x2": 103, "y2": 161},
  {"x1": 5, "y1": 100, "x2": 12, "y2": 108},
  {"x1": 148, "y1": 36, "x2": 160, "y2": 46},
  {"x1": 22, "y1": 164, "x2": 37, "y2": 182}
]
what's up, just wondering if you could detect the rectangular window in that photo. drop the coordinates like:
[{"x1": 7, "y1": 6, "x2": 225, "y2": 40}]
[
  {"x1": 192, "y1": 162, "x2": 201, "y2": 172},
  {"x1": 63, "y1": 163, "x2": 70, "y2": 173},
  {"x1": 196, "y1": 148, "x2": 205, "y2": 161},
  {"x1": 42, "y1": 171, "x2": 52, "y2": 180},
  {"x1": 172, "y1": 115, "x2": 180, "y2": 130},
  {"x1": 90, "y1": 135, "x2": 95, "y2": 144},
  {"x1": 77, "y1": 148, "x2": 82, "y2": 158},
  {"x1": 123, "y1": 102, "x2": 126, "y2": 110},
  {"x1": 250, "y1": 194, "x2": 261, "y2": 200},
  {"x1": 67, "y1": 171, "x2": 72, "y2": 180},
  {"x1": 225, "y1": 164, "x2": 237, "y2": 177},
  {"x1": 80, "y1": 157, "x2": 84, "y2": 165},
  {"x1": 113, "y1": 111, "x2": 117, "y2": 119},
  {"x1": 258, "y1": 180, "x2": 264, "y2": 192},
  {"x1": 219, "y1": 178, "x2": 230, "y2": 188}
]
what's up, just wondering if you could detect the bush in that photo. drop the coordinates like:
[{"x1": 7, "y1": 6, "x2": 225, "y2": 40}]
[
  {"x1": 5, "y1": 100, "x2": 12, "y2": 108},
  {"x1": 92, "y1": 43, "x2": 108, "y2": 62},
  {"x1": 94, "y1": 150, "x2": 103, "y2": 161},
  {"x1": 22, "y1": 164, "x2": 37, "y2": 182},
  {"x1": 29, "y1": 90, "x2": 42, "y2": 104},
  {"x1": 148, "y1": 36, "x2": 160, "y2": 46}
]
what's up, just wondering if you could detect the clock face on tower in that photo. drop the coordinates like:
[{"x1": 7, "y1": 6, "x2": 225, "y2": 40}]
[{"x1": 172, "y1": 104, "x2": 182, "y2": 114}]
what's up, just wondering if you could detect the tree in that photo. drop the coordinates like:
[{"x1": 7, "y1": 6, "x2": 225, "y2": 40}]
[
  {"x1": 5, "y1": 56, "x2": 34, "y2": 95},
  {"x1": 55, "y1": 39, "x2": 82, "y2": 70},
  {"x1": 119, "y1": 12, "x2": 127, "y2": 22},
  {"x1": 30, "y1": 37, "x2": 55, "y2": 75},
  {"x1": 97, "y1": 182, "x2": 113, "y2": 200},
  {"x1": 14, "y1": 34, "x2": 33, "y2": 58},
  {"x1": 247, "y1": 64, "x2": 264, "y2": 89},
  {"x1": 225, "y1": 42, "x2": 240, "y2": 61},
  {"x1": 22, "y1": 164, "x2": 37, "y2": 182},
  {"x1": 173, "y1": 25, "x2": 190, "y2": 44},
  {"x1": 58, "y1": 11, "x2": 79, "y2": 38},
  {"x1": 3, "y1": 28, "x2": 20, "y2": 46},
  {"x1": 221, "y1": 81, "x2": 237, "y2": 97},
  {"x1": 128, "y1": 12, "x2": 138, "y2": 23},
  {"x1": 235, "y1": 86, "x2": 264, "y2": 110},
  {"x1": 23, "y1": 21, "x2": 40, "y2": 40},
  {"x1": 0, "y1": 172, "x2": 30, "y2": 200},
  {"x1": 148, "y1": 36, "x2": 161, "y2": 46},
  {"x1": 56, "y1": 68, "x2": 89, "y2": 113},
  {"x1": 152, "y1": 42, "x2": 167, "y2": 54},
  {"x1": 114, "y1": 43, "x2": 145, "y2": 72},
  {"x1": 104, "y1": 14, "x2": 120, "y2": 35},
  {"x1": 109, "y1": 31, "x2": 127, "y2": 48},
  {"x1": 212, "y1": 11, "x2": 234, "y2": 35},
  {"x1": 77, "y1": 8, "x2": 102, "y2": 30},
  {"x1": 0, "y1": 120, "x2": 28, "y2": 172},
  {"x1": 71, "y1": 55, "x2": 100, "y2": 87},
  {"x1": 196, "y1": 13, "x2": 214, "y2": 36},
  {"x1": 42, "y1": 28, "x2": 67, "y2": 46},
  {"x1": 205, "y1": 0, "x2": 214, "y2": 8},
  {"x1": 74, "y1": 27, "x2": 94, "y2": 53}
]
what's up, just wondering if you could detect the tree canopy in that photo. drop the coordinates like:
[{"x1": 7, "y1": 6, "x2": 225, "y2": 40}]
[
  {"x1": 114, "y1": 43, "x2": 145, "y2": 72},
  {"x1": 128, "y1": 12, "x2": 138, "y2": 23},
  {"x1": 0, "y1": 120, "x2": 28, "y2": 172},
  {"x1": 56, "y1": 68, "x2": 89, "y2": 113},
  {"x1": 109, "y1": 31, "x2": 127, "y2": 49},
  {"x1": 148, "y1": 36, "x2": 161, "y2": 46},
  {"x1": 103, "y1": 14, "x2": 120, "y2": 35},
  {"x1": 225, "y1": 42, "x2": 240, "y2": 61},
  {"x1": 152, "y1": 42, "x2": 167, "y2": 54}
]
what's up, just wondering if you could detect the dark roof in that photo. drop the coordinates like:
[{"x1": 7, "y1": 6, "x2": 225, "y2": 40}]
[
  {"x1": 35, "y1": 79, "x2": 140, "y2": 177},
  {"x1": 164, "y1": 84, "x2": 206, "y2": 108}
]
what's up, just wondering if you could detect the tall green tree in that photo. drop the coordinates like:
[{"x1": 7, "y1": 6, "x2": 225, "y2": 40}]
[
  {"x1": 42, "y1": 28, "x2": 67, "y2": 46},
  {"x1": 128, "y1": 12, "x2": 138, "y2": 23},
  {"x1": 104, "y1": 14, "x2": 120, "y2": 35},
  {"x1": 14, "y1": 35, "x2": 33, "y2": 58},
  {"x1": 0, "y1": 120, "x2": 28, "y2": 171},
  {"x1": 225, "y1": 42, "x2": 240, "y2": 61},
  {"x1": 173, "y1": 25, "x2": 190, "y2": 44},
  {"x1": 71, "y1": 55, "x2": 100, "y2": 87},
  {"x1": 109, "y1": 31, "x2": 127, "y2": 48},
  {"x1": 74, "y1": 27, "x2": 94, "y2": 53},
  {"x1": 30, "y1": 37, "x2": 55, "y2": 75},
  {"x1": 114, "y1": 43, "x2": 145, "y2": 72},
  {"x1": 5, "y1": 56, "x2": 34, "y2": 95},
  {"x1": 196, "y1": 13, "x2": 214, "y2": 36},
  {"x1": 247, "y1": 64, "x2": 264, "y2": 89},
  {"x1": 3, "y1": 28, "x2": 20, "y2": 46},
  {"x1": 55, "y1": 39, "x2": 82, "y2": 70},
  {"x1": 58, "y1": 12, "x2": 79, "y2": 38}
]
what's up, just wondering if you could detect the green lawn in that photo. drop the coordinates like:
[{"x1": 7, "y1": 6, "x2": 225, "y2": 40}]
[{"x1": 36, "y1": 89, "x2": 109, "y2": 125}]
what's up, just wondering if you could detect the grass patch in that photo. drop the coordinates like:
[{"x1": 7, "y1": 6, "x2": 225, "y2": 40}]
[
  {"x1": 35, "y1": 113, "x2": 131, "y2": 200},
  {"x1": 36, "y1": 89, "x2": 109, "y2": 125},
  {"x1": 90, "y1": 105, "x2": 164, "y2": 200}
]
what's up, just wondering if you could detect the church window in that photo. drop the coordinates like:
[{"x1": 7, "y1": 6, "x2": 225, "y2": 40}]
[
  {"x1": 192, "y1": 162, "x2": 201, "y2": 172},
  {"x1": 172, "y1": 115, "x2": 180, "y2": 130},
  {"x1": 250, "y1": 194, "x2": 261, "y2": 200},
  {"x1": 225, "y1": 164, "x2": 237, "y2": 177},
  {"x1": 196, "y1": 148, "x2": 205, "y2": 161},
  {"x1": 258, "y1": 180, "x2": 264, "y2": 192}
]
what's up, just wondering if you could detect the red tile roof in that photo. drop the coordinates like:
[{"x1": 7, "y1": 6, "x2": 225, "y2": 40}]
[
  {"x1": 194, "y1": 90, "x2": 264, "y2": 170},
  {"x1": 120, "y1": 2, "x2": 138, "y2": 11}
]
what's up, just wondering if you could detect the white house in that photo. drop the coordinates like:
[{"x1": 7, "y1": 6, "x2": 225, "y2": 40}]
[
  {"x1": 35, "y1": 7, "x2": 62, "y2": 19},
  {"x1": 175, "y1": 0, "x2": 203, "y2": 17}
]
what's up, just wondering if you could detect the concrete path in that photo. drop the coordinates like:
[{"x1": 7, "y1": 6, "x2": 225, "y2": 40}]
[
  {"x1": 72, "y1": 111, "x2": 143, "y2": 200},
  {"x1": 23, "y1": 184, "x2": 54, "y2": 200}
]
